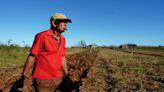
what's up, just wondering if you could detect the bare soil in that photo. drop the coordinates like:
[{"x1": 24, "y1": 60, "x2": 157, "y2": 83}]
[
  {"x1": 0, "y1": 50, "x2": 98, "y2": 92},
  {"x1": 0, "y1": 49, "x2": 164, "y2": 92}
]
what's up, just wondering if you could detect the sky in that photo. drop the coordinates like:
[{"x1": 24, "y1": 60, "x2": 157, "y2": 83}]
[{"x1": 0, "y1": 0, "x2": 164, "y2": 47}]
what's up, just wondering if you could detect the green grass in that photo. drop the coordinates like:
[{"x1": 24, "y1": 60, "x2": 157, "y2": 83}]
[
  {"x1": 0, "y1": 46, "x2": 86, "y2": 69},
  {"x1": 128, "y1": 66, "x2": 145, "y2": 73},
  {"x1": 96, "y1": 47, "x2": 164, "y2": 91},
  {"x1": 0, "y1": 46, "x2": 164, "y2": 91},
  {"x1": 99, "y1": 48, "x2": 163, "y2": 62},
  {"x1": 1, "y1": 46, "x2": 163, "y2": 70},
  {"x1": 119, "y1": 46, "x2": 164, "y2": 56},
  {"x1": 0, "y1": 45, "x2": 28, "y2": 68},
  {"x1": 66, "y1": 47, "x2": 86, "y2": 55},
  {"x1": 97, "y1": 47, "x2": 163, "y2": 78}
]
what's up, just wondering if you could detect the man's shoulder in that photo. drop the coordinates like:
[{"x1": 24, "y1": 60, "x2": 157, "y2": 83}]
[{"x1": 36, "y1": 29, "x2": 50, "y2": 37}]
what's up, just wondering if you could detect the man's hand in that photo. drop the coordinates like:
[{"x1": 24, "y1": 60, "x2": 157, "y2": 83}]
[{"x1": 10, "y1": 75, "x2": 25, "y2": 92}]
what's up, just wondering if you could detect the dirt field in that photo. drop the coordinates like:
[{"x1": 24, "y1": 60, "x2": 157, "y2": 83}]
[
  {"x1": 0, "y1": 47, "x2": 164, "y2": 92},
  {"x1": 0, "y1": 50, "x2": 97, "y2": 92}
]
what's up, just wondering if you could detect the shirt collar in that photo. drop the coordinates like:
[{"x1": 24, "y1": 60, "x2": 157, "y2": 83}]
[
  {"x1": 46, "y1": 29, "x2": 63, "y2": 39},
  {"x1": 46, "y1": 29, "x2": 55, "y2": 36}
]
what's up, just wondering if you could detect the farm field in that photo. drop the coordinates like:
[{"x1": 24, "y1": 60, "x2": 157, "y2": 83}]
[
  {"x1": 0, "y1": 46, "x2": 164, "y2": 92},
  {"x1": 92, "y1": 48, "x2": 164, "y2": 91}
]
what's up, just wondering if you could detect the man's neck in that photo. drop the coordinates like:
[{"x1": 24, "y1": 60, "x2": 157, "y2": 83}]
[{"x1": 52, "y1": 28, "x2": 60, "y2": 37}]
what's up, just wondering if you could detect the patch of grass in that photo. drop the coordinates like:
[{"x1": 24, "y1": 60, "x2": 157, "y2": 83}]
[
  {"x1": 0, "y1": 45, "x2": 28, "y2": 68},
  {"x1": 119, "y1": 46, "x2": 164, "y2": 56},
  {"x1": 0, "y1": 46, "x2": 86, "y2": 69},
  {"x1": 97, "y1": 47, "x2": 164, "y2": 91},
  {"x1": 129, "y1": 67, "x2": 145, "y2": 73},
  {"x1": 66, "y1": 47, "x2": 86, "y2": 55}
]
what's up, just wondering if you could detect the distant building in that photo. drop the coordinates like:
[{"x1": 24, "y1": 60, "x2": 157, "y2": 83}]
[
  {"x1": 119, "y1": 43, "x2": 137, "y2": 49},
  {"x1": 87, "y1": 43, "x2": 98, "y2": 49}
]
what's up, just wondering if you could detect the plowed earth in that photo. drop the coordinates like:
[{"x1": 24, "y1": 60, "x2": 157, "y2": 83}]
[
  {"x1": 0, "y1": 50, "x2": 98, "y2": 92},
  {"x1": 0, "y1": 49, "x2": 164, "y2": 92}
]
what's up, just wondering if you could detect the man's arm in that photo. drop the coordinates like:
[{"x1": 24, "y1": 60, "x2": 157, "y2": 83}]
[
  {"x1": 22, "y1": 53, "x2": 36, "y2": 77},
  {"x1": 10, "y1": 53, "x2": 35, "y2": 91},
  {"x1": 62, "y1": 56, "x2": 68, "y2": 76}
]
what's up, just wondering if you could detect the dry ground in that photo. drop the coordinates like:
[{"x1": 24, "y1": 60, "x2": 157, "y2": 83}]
[{"x1": 0, "y1": 47, "x2": 164, "y2": 92}]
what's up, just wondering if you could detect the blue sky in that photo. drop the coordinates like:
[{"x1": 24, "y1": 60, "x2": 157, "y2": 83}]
[{"x1": 0, "y1": 0, "x2": 164, "y2": 47}]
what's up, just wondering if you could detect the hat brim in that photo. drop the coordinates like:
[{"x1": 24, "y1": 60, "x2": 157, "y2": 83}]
[{"x1": 55, "y1": 19, "x2": 72, "y2": 23}]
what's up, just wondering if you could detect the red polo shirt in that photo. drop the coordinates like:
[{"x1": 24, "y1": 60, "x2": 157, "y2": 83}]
[{"x1": 30, "y1": 29, "x2": 66, "y2": 79}]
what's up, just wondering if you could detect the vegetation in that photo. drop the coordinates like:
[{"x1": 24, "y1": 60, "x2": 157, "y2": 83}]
[
  {"x1": 78, "y1": 40, "x2": 87, "y2": 48},
  {"x1": 0, "y1": 45, "x2": 86, "y2": 69},
  {"x1": 118, "y1": 46, "x2": 164, "y2": 56},
  {"x1": 66, "y1": 47, "x2": 86, "y2": 55},
  {"x1": 91, "y1": 48, "x2": 164, "y2": 91},
  {"x1": 0, "y1": 45, "x2": 28, "y2": 69},
  {"x1": 0, "y1": 45, "x2": 164, "y2": 91}
]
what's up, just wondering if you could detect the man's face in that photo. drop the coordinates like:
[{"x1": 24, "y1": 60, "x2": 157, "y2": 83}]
[{"x1": 55, "y1": 22, "x2": 67, "y2": 32}]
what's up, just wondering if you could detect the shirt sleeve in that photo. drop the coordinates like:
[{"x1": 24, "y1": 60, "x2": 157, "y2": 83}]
[
  {"x1": 62, "y1": 37, "x2": 66, "y2": 57},
  {"x1": 30, "y1": 34, "x2": 43, "y2": 56}
]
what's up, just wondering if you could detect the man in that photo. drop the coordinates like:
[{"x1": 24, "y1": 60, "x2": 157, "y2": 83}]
[{"x1": 11, "y1": 13, "x2": 72, "y2": 92}]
